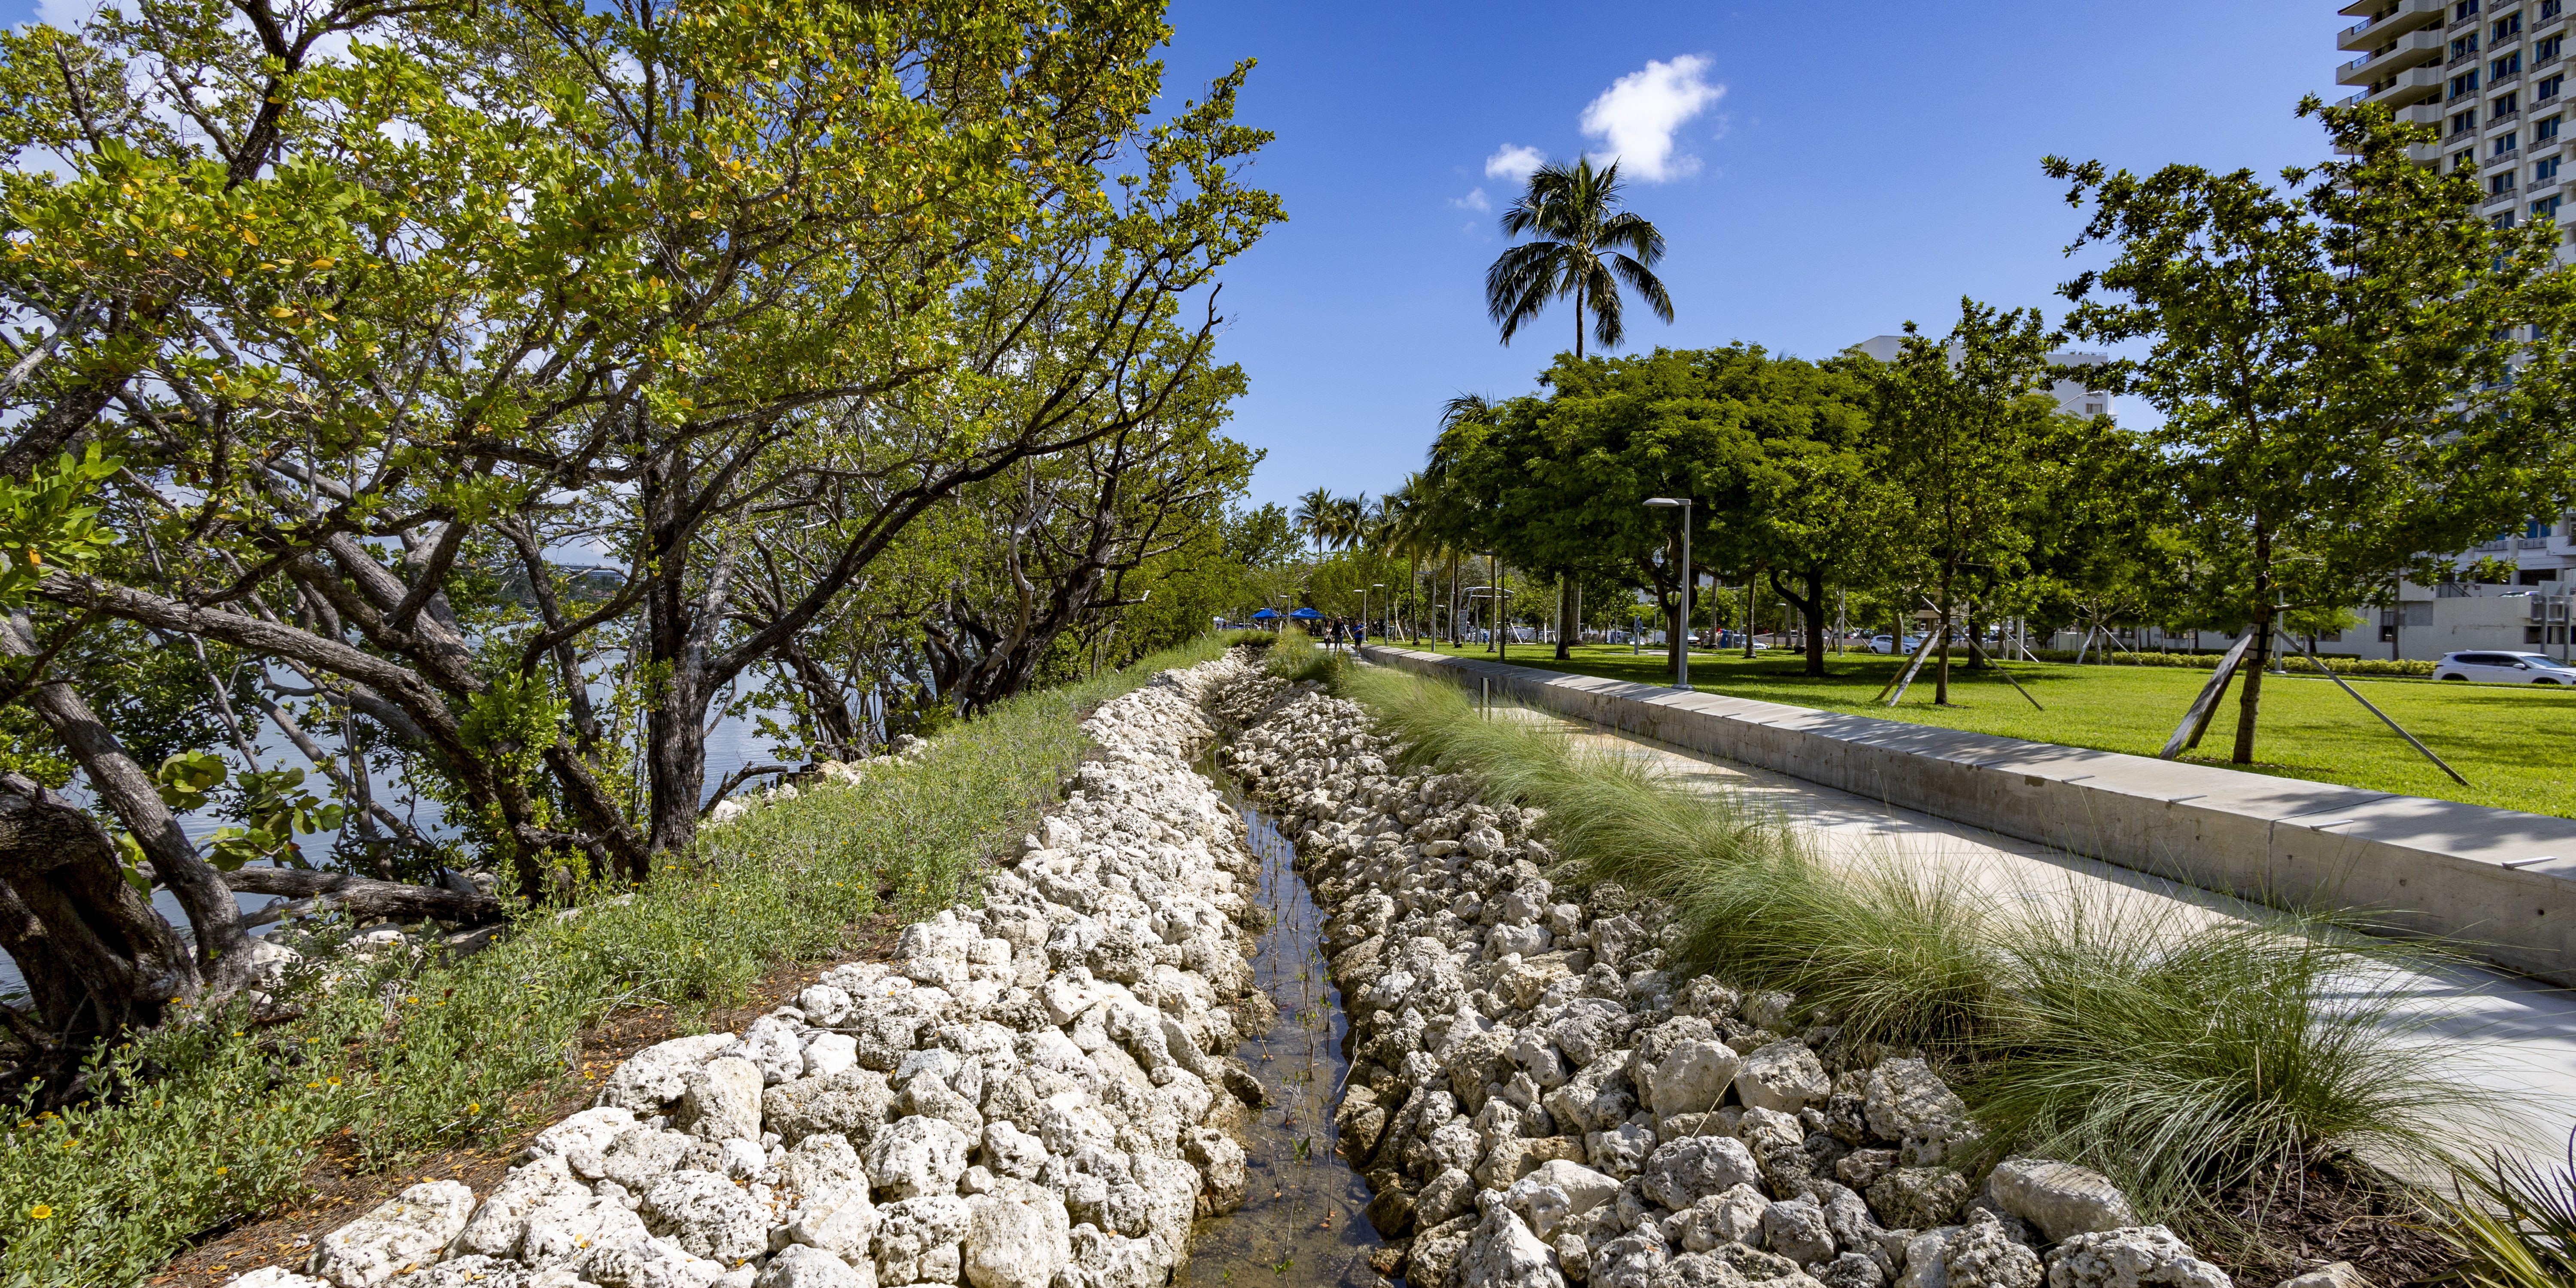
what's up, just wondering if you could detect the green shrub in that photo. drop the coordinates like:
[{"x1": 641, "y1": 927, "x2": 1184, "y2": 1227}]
[
  {"x1": 1264, "y1": 626, "x2": 1346, "y2": 687},
  {"x1": 1339, "y1": 664, "x2": 2482, "y2": 1244},
  {"x1": 0, "y1": 635, "x2": 1231, "y2": 1287},
  {"x1": 2031, "y1": 647, "x2": 2436, "y2": 677}
]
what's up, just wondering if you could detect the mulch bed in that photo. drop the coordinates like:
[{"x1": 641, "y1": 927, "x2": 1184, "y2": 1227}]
[
  {"x1": 147, "y1": 912, "x2": 907, "y2": 1287},
  {"x1": 2203, "y1": 1154, "x2": 2463, "y2": 1285}
]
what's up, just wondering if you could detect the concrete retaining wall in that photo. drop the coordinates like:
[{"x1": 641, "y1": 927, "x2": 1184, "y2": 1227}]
[{"x1": 1365, "y1": 646, "x2": 2576, "y2": 988}]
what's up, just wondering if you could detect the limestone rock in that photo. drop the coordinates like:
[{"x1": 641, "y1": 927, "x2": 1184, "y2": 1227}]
[
  {"x1": 677, "y1": 1057, "x2": 765, "y2": 1143},
  {"x1": 1899, "y1": 1210, "x2": 2044, "y2": 1288},
  {"x1": 2043, "y1": 1227, "x2": 2231, "y2": 1288},
  {"x1": 1763, "y1": 1197, "x2": 1835, "y2": 1267},
  {"x1": 1461, "y1": 1193, "x2": 1567, "y2": 1288},
  {"x1": 308, "y1": 1181, "x2": 475, "y2": 1288},
  {"x1": 1986, "y1": 1158, "x2": 2139, "y2": 1245},
  {"x1": 1641, "y1": 1135, "x2": 1763, "y2": 1212},
  {"x1": 1734, "y1": 1041, "x2": 1830, "y2": 1115},
  {"x1": 1869, "y1": 1166, "x2": 1970, "y2": 1231},
  {"x1": 765, "y1": 1069, "x2": 896, "y2": 1150},
  {"x1": 962, "y1": 1186, "x2": 1072, "y2": 1288},
  {"x1": 756, "y1": 1244, "x2": 869, "y2": 1288},
  {"x1": 601, "y1": 1036, "x2": 740, "y2": 1113},
  {"x1": 641, "y1": 1170, "x2": 769, "y2": 1265},
  {"x1": 231, "y1": 1271, "x2": 330, "y2": 1288},
  {"x1": 528, "y1": 1106, "x2": 640, "y2": 1179},
  {"x1": 1666, "y1": 1183, "x2": 1770, "y2": 1253},
  {"x1": 2271, "y1": 1266, "x2": 2366, "y2": 1288},
  {"x1": 455, "y1": 1155, "x2": 588, "y2": 1260},
  {"x1": 865, "y1": 1116, "x2": 974, "y2": 1200}
]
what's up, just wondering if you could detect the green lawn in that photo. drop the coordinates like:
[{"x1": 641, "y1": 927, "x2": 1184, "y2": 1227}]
[{"x1": 1392, "y1": 640, "x2": 2576, "y2": 819}]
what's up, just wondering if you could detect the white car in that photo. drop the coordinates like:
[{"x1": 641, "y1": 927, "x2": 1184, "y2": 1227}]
[
  {"x1": 1869, "y1": 634, "x2": 1926, "y2": 655},
  {"x1": 2432, "y1": 650, "x2": 2576, "y2": 684}
]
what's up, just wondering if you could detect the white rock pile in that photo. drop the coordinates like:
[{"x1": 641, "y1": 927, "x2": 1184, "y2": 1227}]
[
  {"x1": 1212, "y1": 671, "x2": 2236, "y2": 1288},
  {"x1": 228, "y1": 657, "x2": 1270, "y2": 1288}
]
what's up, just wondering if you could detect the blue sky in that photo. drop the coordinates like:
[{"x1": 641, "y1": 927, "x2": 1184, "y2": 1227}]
[{"x1": 1156, "y1": 1, "x2": 2349, "y2": 511}]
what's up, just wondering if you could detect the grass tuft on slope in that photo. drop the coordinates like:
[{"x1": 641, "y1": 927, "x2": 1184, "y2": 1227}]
[{"x1": 0, "y1": 634, "x2": 1233, "y2": 1288}]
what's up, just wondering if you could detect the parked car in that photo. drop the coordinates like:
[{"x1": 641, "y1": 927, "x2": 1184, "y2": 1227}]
[
  {"x1": 2432, "y1": 651, "x2": 2576, "y2": 684},
  {"x1": 1868, "y1": 634, "x2": 1926, "y2": 655}
]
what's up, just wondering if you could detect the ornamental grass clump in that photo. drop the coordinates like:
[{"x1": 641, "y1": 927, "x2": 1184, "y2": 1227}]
[
  {"x1": 1972, "y1": 905, "x2": 2481, "y2": 1225},
  {"x1": 1340, "y1": 665, "x2": 2486, "y2": 1240}
]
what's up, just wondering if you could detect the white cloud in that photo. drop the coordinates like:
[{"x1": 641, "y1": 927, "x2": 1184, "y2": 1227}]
[
  {"x1": 1484, "y1": 144, "x2": 1545, "y2": 182},
  {"x1": 1578, "y1": 55, "x2": 1723, "y2": 182},
  {"x1": 1451, "y1": 188, "x2": 1490, "y2": 213}
]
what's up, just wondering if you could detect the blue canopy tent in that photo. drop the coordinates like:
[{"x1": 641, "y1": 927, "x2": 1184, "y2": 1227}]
[
  {"x1": 1288, "y1": 607, "x2": 1323, "y2": 620},
  {"x1": 1249, "y1": 608, "x2": 1279, "y2": 620}
]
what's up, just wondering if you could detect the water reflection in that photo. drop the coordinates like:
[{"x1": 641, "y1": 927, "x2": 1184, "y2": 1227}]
[{"x1": 1177, "y1": 771, "x2": 1385, "y2": 1287}]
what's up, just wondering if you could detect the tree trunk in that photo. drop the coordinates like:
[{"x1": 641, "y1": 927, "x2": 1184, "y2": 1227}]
[
  {"x1": 1935, "y1": 562, "x2": 1955, "y2": 705},
  {"x1": 3, "y1": 615, "x2": 254, "y2": 996},
  {"x1": 1554, "y1": 577, "x2": 1571, "y2": 660},
  {"x1": 2233, "y1": 530, "x2": 2275, "y2": 764},
  {"x1": 1744, "y1": 576, "x2": 1759, "y2": 659},
  {"x1": 1768, "y1": 567, "x2": 1831, "y2": 677},
  {"x1": 0, "y1": 772, "x2": 196, "y2": 1040}
]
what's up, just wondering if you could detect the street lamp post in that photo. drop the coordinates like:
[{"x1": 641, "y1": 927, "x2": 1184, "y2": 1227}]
[
  {"x1": 1362, "y1": 583, "x2": 1384, "y2": 650},
  {"x1": 1644, "y1": 497, "x2": 1692, "y2": 690}
]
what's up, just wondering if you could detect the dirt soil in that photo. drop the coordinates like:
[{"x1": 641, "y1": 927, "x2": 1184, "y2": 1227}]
[{"x1": 148, "y1": 912, "x2": 907, "y2": 1288}]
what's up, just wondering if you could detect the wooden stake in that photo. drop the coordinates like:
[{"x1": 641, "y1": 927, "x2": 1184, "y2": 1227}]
[{"x1": 2161, "y1": 632, "x2": 2254, "y2": 759}]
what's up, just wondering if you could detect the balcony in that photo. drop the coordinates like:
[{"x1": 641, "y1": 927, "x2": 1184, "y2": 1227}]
[
  {"x1": 2365, "y1": 64, "x2": 2453, "y2": 103},
  {"x1": 2488, "y1": 186, "x2": 2523, "y2": 206},
  {"x1": 2488, "y1": 145, "x2": 2523, "y2": 167},
  {"x1": 2340, "y1": 27, "x2": 2449, "y2": 83},
  {"x1": 2342, "y1": 0, "x2": 2447, "y2": 51}
]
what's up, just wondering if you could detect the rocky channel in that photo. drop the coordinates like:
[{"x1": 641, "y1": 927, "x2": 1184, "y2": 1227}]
[
  {"x1": 220, "y1": 651, "x2": 2271, "y2": 1288},
  {"x1": 1208, "y1": 665, "x2": 2247, "y2": 1288},
  {"x1": 228, "y1": 655, "x2": 1276, "y2": 1288}
]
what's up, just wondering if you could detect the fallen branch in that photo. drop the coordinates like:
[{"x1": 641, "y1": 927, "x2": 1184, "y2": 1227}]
[
  {"x1": 698, "y1": 763, "x2": 796, "y2": 818},
  {"x1": 220, "y1": 867, "x2": 501, "y2": 929}
]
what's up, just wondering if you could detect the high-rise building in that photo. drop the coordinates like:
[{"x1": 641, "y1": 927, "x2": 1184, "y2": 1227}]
[
  {"x1": 1848, "y1": 336, "x2": 2112, "y2": 417},
  {"x1": 2336, "y1": 0, "x2": 2573, "y2": 255},
  {"x1": 2339, "y1": 2, "x2": 2576, "y2": 603}
]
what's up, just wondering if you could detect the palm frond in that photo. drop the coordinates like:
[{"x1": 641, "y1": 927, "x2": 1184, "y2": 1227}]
[{"x1": 1610, "y1": 253, "x2": 1675, "y2": 324}]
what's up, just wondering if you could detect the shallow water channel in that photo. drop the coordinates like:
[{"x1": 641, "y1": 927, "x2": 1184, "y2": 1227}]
[{"x1": 1174, "y1": 762, "x2": 1388, "y2": 1287}]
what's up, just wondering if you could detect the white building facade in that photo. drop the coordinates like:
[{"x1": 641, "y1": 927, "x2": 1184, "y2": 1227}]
[{"x1": 2339, "y1": 1, "x2": 2576, "y2": 651}]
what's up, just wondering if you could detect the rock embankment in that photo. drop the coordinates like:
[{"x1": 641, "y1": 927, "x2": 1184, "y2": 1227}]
[
  {"x1": 1211, "y1": 672, "x2": 2235, "y2": 1288},
  {"x1": 230, "y1": 656, "x2": 1270, "y2": 1288}
]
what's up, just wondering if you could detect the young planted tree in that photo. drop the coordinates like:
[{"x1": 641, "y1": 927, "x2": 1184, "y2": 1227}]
[
  {"x1": 1864, "y1": 302, "x2": 2060, "y2": 705},
  {"x1": 1485, "y1": 158, "x2": 1675, "y2": 358},
  {"x1": 2047, "y1": 98, "x2": 2576, "y2": 761}
]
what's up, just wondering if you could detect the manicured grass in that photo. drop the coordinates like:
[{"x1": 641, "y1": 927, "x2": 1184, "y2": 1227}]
[{"x1": 1395, "y1": 640, "x2": 2576, "y2": 819}]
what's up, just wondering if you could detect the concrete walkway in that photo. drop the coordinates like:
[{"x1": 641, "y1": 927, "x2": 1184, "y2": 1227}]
[{"x1": 1496, "y1": 700, "x2": 2576, "y2": 1185}]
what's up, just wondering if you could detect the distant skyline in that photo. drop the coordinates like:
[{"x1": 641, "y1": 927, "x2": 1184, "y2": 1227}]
[{"x1": 1155, "y1": 1, "x2": 2345, "y2": 511}]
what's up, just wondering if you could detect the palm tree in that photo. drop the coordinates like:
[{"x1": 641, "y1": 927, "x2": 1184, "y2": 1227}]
[
  {"x1": 1485, "y1": 157, "x2": 1674, "y2": 359},
  {"x1": 1292, "y1": 487, "x2": 1338, "y2": 563},
  {"x1": 1330, "y1": 494, "x2": 1370, "y2": 551}
]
